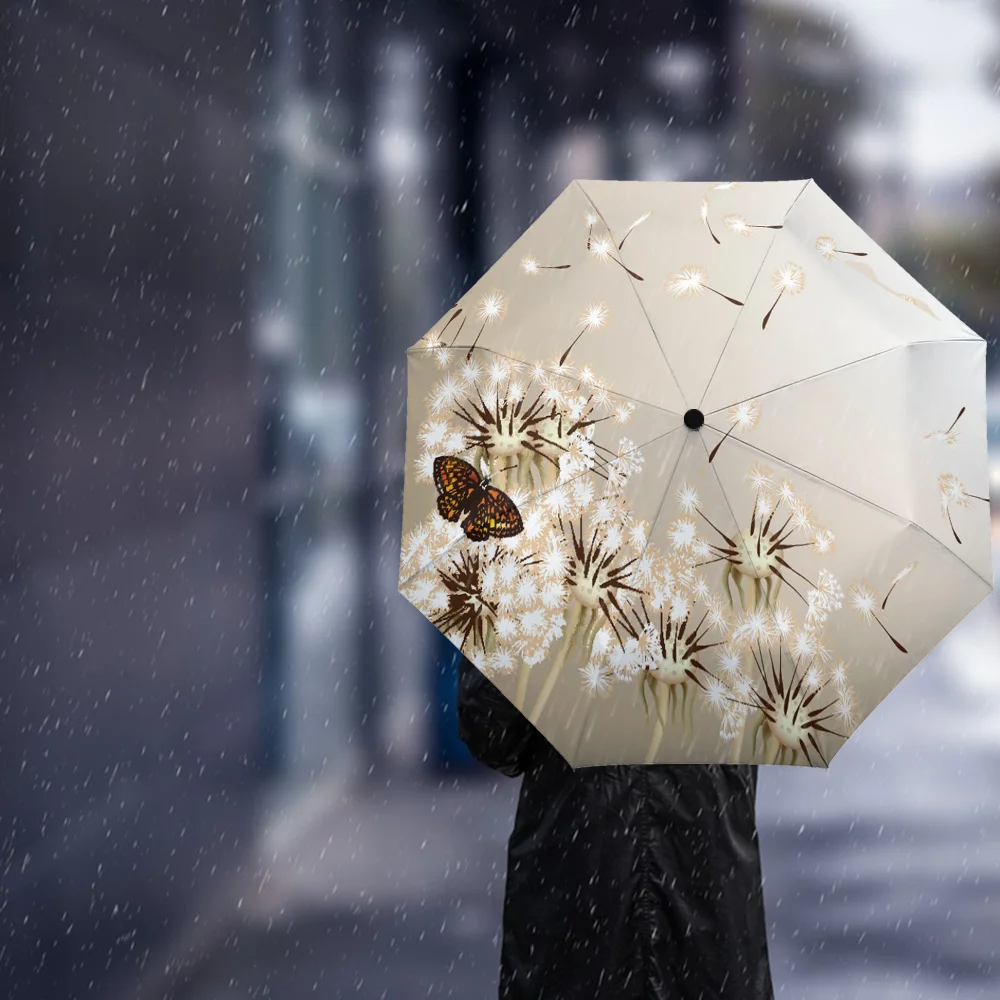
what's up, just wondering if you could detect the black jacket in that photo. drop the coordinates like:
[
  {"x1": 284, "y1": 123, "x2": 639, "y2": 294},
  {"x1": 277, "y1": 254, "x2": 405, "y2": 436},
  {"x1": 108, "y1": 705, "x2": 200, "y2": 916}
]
[{"x1": 456, "y1": 654, "x2": 775, "y2": 1000}]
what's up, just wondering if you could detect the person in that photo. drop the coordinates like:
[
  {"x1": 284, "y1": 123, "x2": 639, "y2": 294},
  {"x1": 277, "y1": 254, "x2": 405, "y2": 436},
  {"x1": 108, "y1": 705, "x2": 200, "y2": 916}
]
[{"x1": 456, "y1": 652, "x2": 775, "y2": 1000}]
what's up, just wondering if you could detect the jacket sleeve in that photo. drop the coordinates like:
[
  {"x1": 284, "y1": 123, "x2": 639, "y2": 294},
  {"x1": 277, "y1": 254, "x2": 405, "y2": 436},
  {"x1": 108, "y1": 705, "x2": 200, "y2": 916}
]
[{"x1": 456, "y1": 653, "x2": 543, "y2": 778}]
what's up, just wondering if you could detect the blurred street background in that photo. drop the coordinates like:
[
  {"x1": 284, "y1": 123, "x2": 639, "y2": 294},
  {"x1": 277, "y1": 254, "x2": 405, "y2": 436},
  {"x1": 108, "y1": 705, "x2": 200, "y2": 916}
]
[{"x1": 3, "y1": 0, "x2": 1000, "y2": 997}]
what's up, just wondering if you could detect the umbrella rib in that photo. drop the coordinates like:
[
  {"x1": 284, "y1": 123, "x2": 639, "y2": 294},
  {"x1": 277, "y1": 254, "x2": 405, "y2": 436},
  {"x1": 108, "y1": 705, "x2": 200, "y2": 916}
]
[
  {"x1": 701, "y1": 337, "x2": 983, "y2": 421},
  {"x1": 704, "y1": 432, "x2": 993, "y2": 593},
  {"x1": 572, "y1": 180, "x2": 690, "y2": 413},
  {"x1": 696, "y1": 179, "x2": 812, "y2": 413},
  {"x1": 398, "y1": 424, "x2": 686, "y2": 587}
]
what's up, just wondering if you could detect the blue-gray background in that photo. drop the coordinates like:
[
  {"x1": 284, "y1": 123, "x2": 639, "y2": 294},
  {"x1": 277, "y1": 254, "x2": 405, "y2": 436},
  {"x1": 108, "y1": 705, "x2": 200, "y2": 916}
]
[{"x1": 3, "y1": 1, "x2": 1000, "y2": 997}]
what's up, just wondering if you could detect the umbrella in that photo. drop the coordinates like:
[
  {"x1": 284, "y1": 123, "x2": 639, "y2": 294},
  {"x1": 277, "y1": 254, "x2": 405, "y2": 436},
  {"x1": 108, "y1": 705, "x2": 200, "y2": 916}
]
[{"x1": 399, "y1": 179, "x2": 993, "y2": 768}]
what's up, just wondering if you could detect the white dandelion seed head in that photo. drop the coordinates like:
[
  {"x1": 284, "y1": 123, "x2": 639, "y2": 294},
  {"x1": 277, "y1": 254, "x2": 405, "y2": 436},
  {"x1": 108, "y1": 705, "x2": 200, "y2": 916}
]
[
  {"x1": 588, "y1": 233, "x2": 615, "y2": 261},
  {"x1": 415, "y1": 451, "x2": 437, "y2": 482},
  {"x1": 723, "y1": 214, "x2": 751, "y2": 236},
  {"x1": 668, "y1": 518, "x2": 698, "y2": 550},
  {"x1": 419, "y1": 419, "x2": 450, "y2": 449},
  {"x1": 791, "y1": 628, "x2": 816, "y2": 661},
  {"x1": 769, "y1": 603, "x2": 794, "y2": 637},
  {"x1": 717, "y1": 644, "x2": 743, "y2": 677},
  {"x1": 578, "y1": 364, "x2": 596, "y2": 386},
  {"x1": 476, "y1": 289, "x2": 507, "y2": 325},
  {"x1": 802, "y1": 662, "x2": 824, "y2": 690},
  {"x1": 745, "y1": 462, "x2": 774, "y2": 495},
  {"x1": 830, "y1": 660, "x2": 849, "y2": 689},
  {"x1": 939, "y1": 473, "x2": 969, "y2": 508},
  {"x1": 581, "y1": 300, "x2": 610, "y2": 331},
  {"x1": 699, "y1": 198, "x2": 710, "y2": 219},
  {"x1": 801, "y1": 520, "x2": 829, "y2": 551},
  {"x1": 613, "y1": 400, "x2": 635, "y2": 425},
  {"x1": 666, "y1": 266, "x2": 708, "y2": 298},
  {"x1": 772, "y1": 261, "x2": 805, "y2": 294},
  {"x1": 776, "y1": 479, "x2": 797, "y2": 506},
  {"x1": 692, "y1": 537, "x2": 712, "y2": 561},
  {"x1": 731, "y1": 399, "x2": 759, "y2": 430},
  {"x1": 676, "y1": 483, "x2": 701, "y2": 514},
  {"x1": 848, "y1": 582, "x2": 877, "y2": 622},
  {"x1": 815, "y1": 236, "x2": 838, "y2": 260},
  {"x1": 733, "y1": 607, "x2": 776, "y2": 647},
  {"x1": 520, "y1": 254, "x2": 540, "y2": 275},
  {"x1": 584, "y1": 212, "x2": 599, "y2": 227},
  {"x1": 581, "y1": 659, "x2": 612, "y2": 696}
]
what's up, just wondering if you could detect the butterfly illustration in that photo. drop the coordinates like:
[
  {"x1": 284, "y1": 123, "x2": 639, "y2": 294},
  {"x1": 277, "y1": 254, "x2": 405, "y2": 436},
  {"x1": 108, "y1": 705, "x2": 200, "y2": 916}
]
[{"x1": 433, "y1": 455, "x2": 524, "y2": 542}]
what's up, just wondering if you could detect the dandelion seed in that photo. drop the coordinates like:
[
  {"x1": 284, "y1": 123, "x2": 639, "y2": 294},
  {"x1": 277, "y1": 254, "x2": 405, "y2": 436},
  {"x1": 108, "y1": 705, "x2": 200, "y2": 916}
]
[
  {"x1": 815, "y1": 236, "x2": 867, "y2": 259},
  {"x1": 465, "y1": 289, "x2": 507, "y2": 359},
  {"x1": 762, "y1": 262, "x2": 805, "y2": 329},
  {"x1": 849, "y1": 582, "x2": 907, "y2": 653},
  {"x1": 708, "y1": 398, "x2": 760, "y2": 462},
  {"x1": 589, "y1": 233, "x2": 644, "y2": 280},
  {"x1": 676, "y1": 483, "x2": 700, "y2": 513},
  {"x1": 559, "y1": 301, "x2": 611, "y2": 366},
  {"x1": 924, "y1": 406, "x2": 965, "y2": 446},
  {"x1": 618, "y1": 210, "x2": 652, "y2": 250},
  {"x1": 882, "y1": 561, "x2": 917, "y2": 609},
  {"x1": 521, "y1": 253, "x2": 570, "y2": 274},
  {"x1": 723, "y1": 214, "x2": 782, "y2": 235},
  {"x1": 700, "y1": 197, "x2": 720, "y2": 244},
  {"x1": 668, "y1": 518, "x2": 698, "y2": 550},
  {"x1": 666, "y1": 266, "x2": 744, "y2": 306},
  {"x1": 939, "y1": 472, "x2": 989, "y2": 543}
]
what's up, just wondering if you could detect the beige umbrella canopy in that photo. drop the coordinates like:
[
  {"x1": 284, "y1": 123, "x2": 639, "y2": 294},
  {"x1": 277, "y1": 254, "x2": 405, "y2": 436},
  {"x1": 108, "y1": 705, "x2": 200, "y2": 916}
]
[{"x1": 399, "y1": 179, "x2": 993, "y2": 769}]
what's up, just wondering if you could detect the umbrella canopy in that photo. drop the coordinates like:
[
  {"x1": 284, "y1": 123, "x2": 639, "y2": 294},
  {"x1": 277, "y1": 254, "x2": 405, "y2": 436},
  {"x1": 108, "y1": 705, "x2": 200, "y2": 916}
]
[{"x1": 399, "y1": 179, "x2": 993, "y2": 768}]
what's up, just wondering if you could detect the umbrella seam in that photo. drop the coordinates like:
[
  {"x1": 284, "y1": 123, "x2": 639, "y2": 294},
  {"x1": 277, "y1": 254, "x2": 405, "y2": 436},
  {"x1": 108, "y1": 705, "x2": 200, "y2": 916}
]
[
  {"x1": 696, "y1": 178, "x2": 812, "y2": 412},
  {"x1": 571, "y1": 178, "x2": 691, "y2": 413},
  {"x1": 700, "y1": 337, "x2": 984, "y2": 418}
]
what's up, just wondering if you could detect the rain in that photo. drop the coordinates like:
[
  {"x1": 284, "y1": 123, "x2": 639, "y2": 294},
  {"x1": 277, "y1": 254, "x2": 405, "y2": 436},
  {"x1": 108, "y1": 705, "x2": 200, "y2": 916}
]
[{"x1": 2, "y1": 0, "x2": 1000, "y2": 997}]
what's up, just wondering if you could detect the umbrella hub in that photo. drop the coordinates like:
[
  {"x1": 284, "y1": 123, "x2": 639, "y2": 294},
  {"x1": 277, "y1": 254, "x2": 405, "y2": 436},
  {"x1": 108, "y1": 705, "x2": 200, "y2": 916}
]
[{"x1": 683, "y1": 408, "x2": 704, "y2": 430}]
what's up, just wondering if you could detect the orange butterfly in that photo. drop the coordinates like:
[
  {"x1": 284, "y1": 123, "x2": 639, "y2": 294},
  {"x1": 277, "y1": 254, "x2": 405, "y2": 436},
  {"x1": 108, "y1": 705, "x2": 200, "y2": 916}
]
[{"x1": 433, "y1": 455, "x2": 524, "y2": 542}]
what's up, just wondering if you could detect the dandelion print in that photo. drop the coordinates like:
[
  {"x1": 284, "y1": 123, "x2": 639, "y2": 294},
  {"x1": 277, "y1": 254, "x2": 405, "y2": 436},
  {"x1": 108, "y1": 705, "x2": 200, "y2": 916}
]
[
  {"x1": 848, "y1": 582, "x2": 907, "y2": 653},
  {"x1": 666, "y1": 267, "x2": 744, "y2": 306},
  {"x1": 689, "y1": 469, "x2": 821, "y2": 613},
  {"x1": 624, "y1": 589, "x2": 729, "y2": 763},
  {"x1": 618, "y1": 211, "x2": 652, "y2": 250},
  {"x1": 882, "y1": 561, "x2": 916, "y2": 610},
  {"x1": 521, "y1": 254, "x2": 571, "y2": 274},
  {"x1": 528, "y1": 509, "x2": 645, "y2": 725},
  {"x1": 762, "y1": 262, "x2": 805, "y2": 329},
  {"x1": 814, "y1": 236, "x2": 867, "y2": 259},
  {"x1": 588, "y1": 231, "x2": 644, "y2": 281},
  {"x1": 723, "y1": 214, "x2": 783, "y2": 236},
  {"x1": 465, "y1": 288, "x2": 507, "y2": 359},
  {"x1": 707, "y1": 398, "x2": 760, "y2": 462},
  {"x1": 724, "y1": 639, "x2": 852, "y2": 766},
  {"x1": 700, "y1": 197, "x2": 720, "y2": 245},
  {"x1": 560, "y1": 301, "x2": 611, "y2": 366},
  {"x1": 939, "y1": 472, "x2": 990, "y2": 544},
  {"x1": 925, "y1": 407, "x2": 965, "y2": 446}
]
